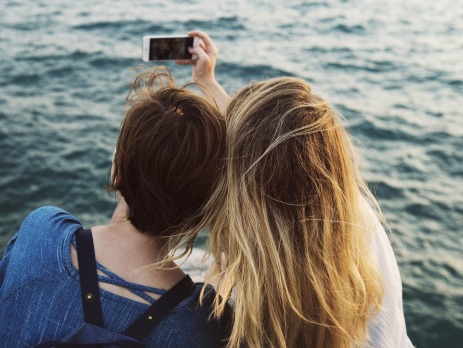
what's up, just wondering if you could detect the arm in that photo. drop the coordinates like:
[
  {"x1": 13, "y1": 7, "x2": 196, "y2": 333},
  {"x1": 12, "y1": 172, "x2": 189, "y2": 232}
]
[{"x1": 176, "y1": 30, "x2": 230, "y2": 114}]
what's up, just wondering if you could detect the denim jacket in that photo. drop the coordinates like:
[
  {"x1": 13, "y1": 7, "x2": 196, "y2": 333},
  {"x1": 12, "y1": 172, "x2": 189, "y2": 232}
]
[{"x1": 0, "y1": 206, "x2": 227, "y2": 347}]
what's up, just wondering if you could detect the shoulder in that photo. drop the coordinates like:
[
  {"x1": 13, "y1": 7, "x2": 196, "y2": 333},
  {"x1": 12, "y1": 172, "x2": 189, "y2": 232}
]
[
  {"x1": 174, "y1": 283, "x2": 228, "y2": 326},
  {"x1": 358, "y1": 199, "x2": 414, "y2": 348},
  {"x1": 359, "y1": 199, "x2": 403, "y2": 290},
  {"x1": 21, "y1": 206, "x2": 81, "y2": 232},
  {"x1": 0, "y1": 207, "x2": 82, "y2": 301},
  {"x1": 15, "y1": 206, "x2": 83, "y2": 245},
  {"x1": 19, "y1": 205, "x2": 82, "y2": 252},
  {"x1": 10, "y1": 206, "x2": 82, "y2": 270},
  {"x1": 156, "y1": 283, "x2": 230, "y2": 347}
]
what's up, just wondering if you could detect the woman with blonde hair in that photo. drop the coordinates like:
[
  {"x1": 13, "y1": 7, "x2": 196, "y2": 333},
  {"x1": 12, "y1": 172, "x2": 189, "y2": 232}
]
[{"x1": 185, "y1": 31, "x2": 413, "y2": 347}]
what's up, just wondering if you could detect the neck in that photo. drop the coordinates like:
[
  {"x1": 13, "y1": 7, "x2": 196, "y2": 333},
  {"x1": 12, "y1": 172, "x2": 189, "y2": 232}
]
[
  {"x1": 83, "y1": 194, "x2": 185, "y2": 297},
  {"x1": 102, "y1": 195, "x2": 169, "y2": 262},
  {"x1": 110, "y1": 196, "x2": 137, "y2": 232}
]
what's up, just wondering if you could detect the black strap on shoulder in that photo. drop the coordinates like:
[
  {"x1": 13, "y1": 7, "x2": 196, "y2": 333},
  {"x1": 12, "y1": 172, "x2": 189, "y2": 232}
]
[
  {"x1": 123, "y1": 275, "x2": 196, "y2": 340},
  {"x1": 76, "y1": 228, "x2": 104, "y2": 327},
  {"x1": 75, "y1": 229, "x2": 196, "y2": 340}
]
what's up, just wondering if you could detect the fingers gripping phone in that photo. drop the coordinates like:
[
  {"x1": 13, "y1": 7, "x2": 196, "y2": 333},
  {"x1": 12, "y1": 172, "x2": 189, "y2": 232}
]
[{"x1": 142, "y1": 35, "x2": 199, "y2": 61}]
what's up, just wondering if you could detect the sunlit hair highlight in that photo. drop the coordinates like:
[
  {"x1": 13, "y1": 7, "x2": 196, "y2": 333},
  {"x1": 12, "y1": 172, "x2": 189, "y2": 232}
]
[{"x1": 203, "y1": 77, "x2": 384, "y2": 347}]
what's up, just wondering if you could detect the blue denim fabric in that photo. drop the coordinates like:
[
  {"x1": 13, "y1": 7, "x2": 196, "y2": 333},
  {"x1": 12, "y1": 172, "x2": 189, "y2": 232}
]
[{"x1": 0, "y1": 207, "x2": 227, "y2": 347}]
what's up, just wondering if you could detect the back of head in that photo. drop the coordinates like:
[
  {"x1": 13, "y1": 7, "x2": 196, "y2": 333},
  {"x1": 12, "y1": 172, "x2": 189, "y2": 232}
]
[
  {"x1": 206, "y1": 77, "x2": 383, "y2": 347},
  {"x1": 111, "y1": 67, "x2": 225, "y2": 248}
]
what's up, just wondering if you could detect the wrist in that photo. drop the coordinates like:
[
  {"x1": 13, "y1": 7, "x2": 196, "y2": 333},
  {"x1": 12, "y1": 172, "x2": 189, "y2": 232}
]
[{"x1": 193, "y1": 75, "x2": 217, "y2": 88}]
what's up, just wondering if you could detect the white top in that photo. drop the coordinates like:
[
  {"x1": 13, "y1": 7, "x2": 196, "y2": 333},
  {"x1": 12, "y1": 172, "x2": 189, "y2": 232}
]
[{"x1": 361, "y1": 200, "x2": 414, "y2": 348}]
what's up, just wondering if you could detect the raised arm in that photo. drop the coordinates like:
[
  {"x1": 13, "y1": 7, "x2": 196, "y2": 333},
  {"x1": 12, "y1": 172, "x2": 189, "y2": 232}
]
[{"x1": 176, "y1": 30, "x2": 230, "y2": 114}]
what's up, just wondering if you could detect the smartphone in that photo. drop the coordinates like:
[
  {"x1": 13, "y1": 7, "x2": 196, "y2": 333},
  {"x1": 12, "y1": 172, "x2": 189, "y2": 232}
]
[{"x1": 142, "y1": 35, "x2": 199, "y2": 62}]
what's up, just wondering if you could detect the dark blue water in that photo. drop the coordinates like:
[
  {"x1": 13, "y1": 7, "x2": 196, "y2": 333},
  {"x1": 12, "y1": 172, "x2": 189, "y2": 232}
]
[{"x1": 1, "y1": 0, "x2": 462, "y2": 346}]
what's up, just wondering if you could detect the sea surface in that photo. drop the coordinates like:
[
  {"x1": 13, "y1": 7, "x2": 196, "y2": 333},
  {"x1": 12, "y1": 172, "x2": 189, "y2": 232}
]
[{"x1": 1, "y1": 0, "x2": 462, "y2": 346}]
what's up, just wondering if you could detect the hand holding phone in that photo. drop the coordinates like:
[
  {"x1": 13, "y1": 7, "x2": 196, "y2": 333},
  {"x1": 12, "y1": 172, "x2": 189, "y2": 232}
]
[
  {"x1": 177, "y1": 30, "x2": 230, "y2": 114},
  {"x1": 142, "y1": 35, "x2": 199, "y2": 62}
]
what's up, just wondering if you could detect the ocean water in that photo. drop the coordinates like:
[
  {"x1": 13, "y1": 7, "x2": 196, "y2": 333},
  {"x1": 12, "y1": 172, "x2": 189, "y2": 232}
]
[{"x1": 0, "y1": 0, "x2": 462, "y2": 346}]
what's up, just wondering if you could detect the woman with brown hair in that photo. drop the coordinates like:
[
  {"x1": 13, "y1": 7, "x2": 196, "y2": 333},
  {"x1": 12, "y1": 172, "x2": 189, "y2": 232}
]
[
  {"x1": 0, "y1": 67, "x2": 230, "y2": 346},
  {"x1": 186, "y1": 30, "x2": 413, "y2": 347}
]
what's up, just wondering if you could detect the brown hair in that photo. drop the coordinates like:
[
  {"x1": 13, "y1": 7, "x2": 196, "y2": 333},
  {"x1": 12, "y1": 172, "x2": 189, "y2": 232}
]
[
  {"x1": 111, "y1": 67, "x2": 225, "y2": 243},
  {"x1": 204, "y1": 77, "x2": 384, "y2": 347}
]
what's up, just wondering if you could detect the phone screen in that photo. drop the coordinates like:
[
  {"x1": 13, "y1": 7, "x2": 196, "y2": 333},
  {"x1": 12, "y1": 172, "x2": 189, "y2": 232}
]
[{"x1": 149, "y1": 37, "x2": 194, "y2": 60}]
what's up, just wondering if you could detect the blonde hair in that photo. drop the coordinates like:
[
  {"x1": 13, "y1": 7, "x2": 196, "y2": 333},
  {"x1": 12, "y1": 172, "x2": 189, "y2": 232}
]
[{"x1": 203, "y1": 77, "x2": 384, "y2": 347}]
